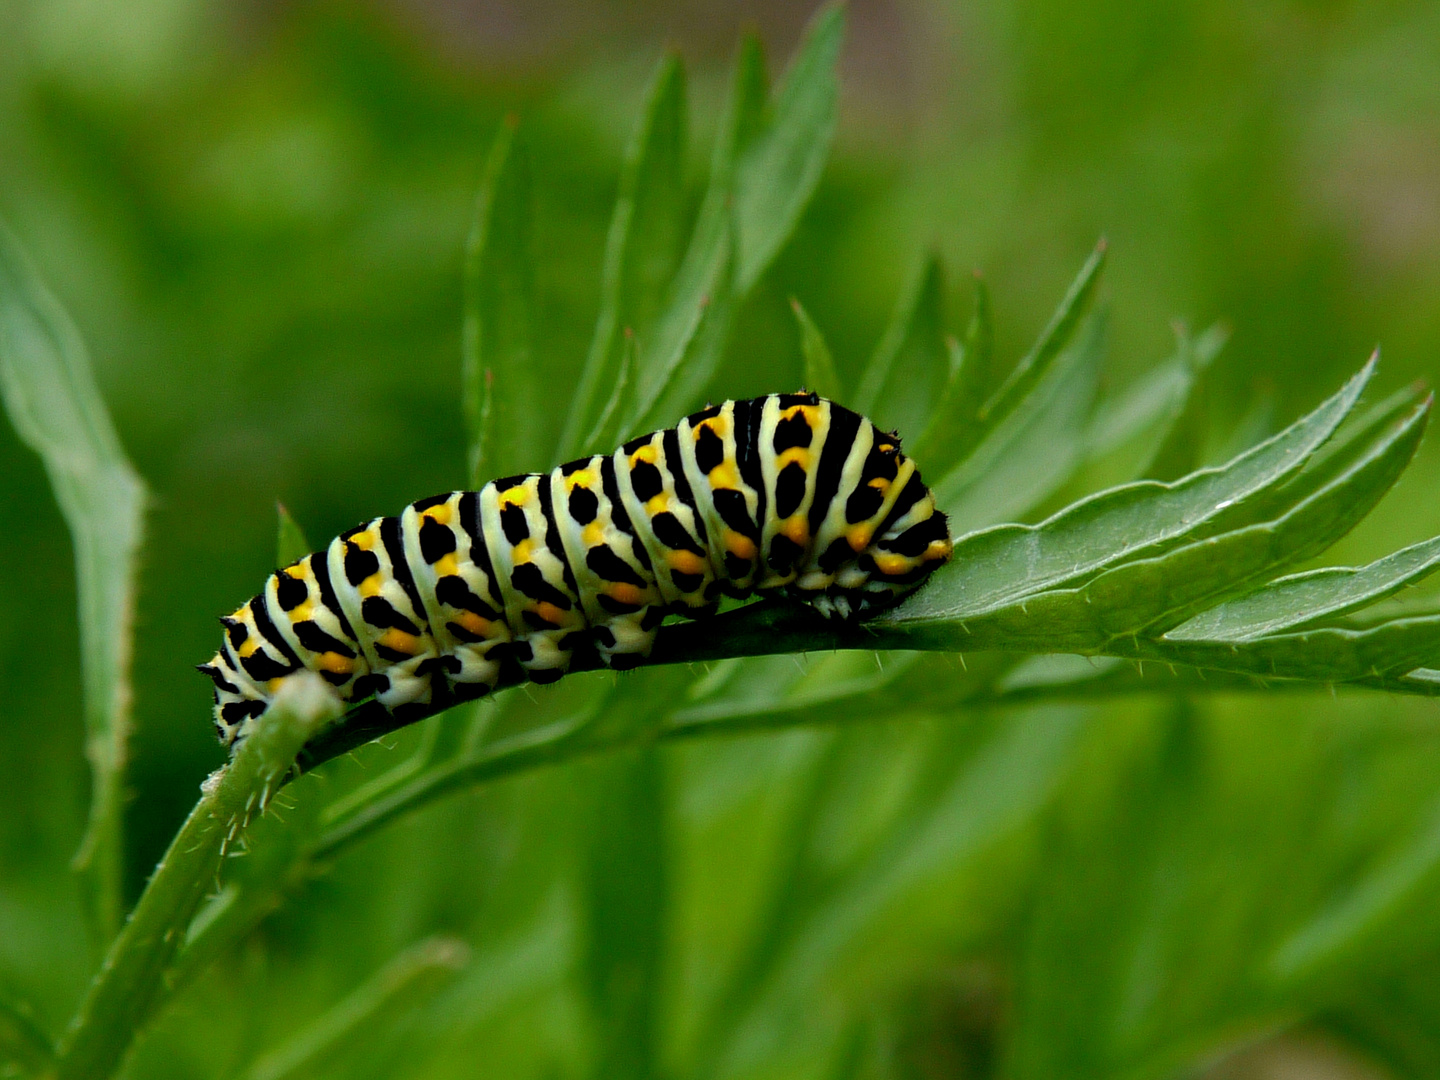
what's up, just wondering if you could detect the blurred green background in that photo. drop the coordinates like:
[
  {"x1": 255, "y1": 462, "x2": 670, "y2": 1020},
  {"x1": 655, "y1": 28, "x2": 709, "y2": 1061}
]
[{"x1": 3, "y1": 0, "x2": 1440, "y2": 1077}]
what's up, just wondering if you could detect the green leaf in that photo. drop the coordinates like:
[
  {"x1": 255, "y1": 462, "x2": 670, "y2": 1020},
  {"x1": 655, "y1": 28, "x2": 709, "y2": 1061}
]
[
  {"x1": 732, "y1": 3, "x2": 843, "y2": 294},
  {"x1": 1072, "y1": 321, "x2": 1225, "y2": 492},
  {"x1": 915, "y1": 357, "x2": 1376, "y2": 621},
  {"x1": 275, "y1": 502, "x2": 311, "y2": 568},
  {"x1": 625, "y1": 34, "x2": 768, "y2": 434},
  {"x1": 584, "y1": 325, "x2": 637, "y2": 453},
  {"x1": 1224, "y1": 373, "x2": 1419, "y2": 535},
  {"x1": 463, "y1": 115, "x2": 540, "y2": 484},
  {"x1": 56, "y1": 674, "x2": 342, "y2": 1080},
  {"x1": 0, "y1": 220, "x2": 147, "y2": 948},
  {"x1": 935, "y1": 309, "x2": 1105, "y2": 532},
  {"x1": 1143, "y1": 321, "x2": 1230, "y2": 482},
  {"x1": 791, "y1": 297, "x2": 842, "y2": 400},
  {"x1": 241, "y1": 937, "x2": 468, "y2": 1080},
  {"x1": 559, "y1": 56, "x2": 688, "y2": 460},
  {"x1": 909, "y1": 274, "x2": 994, "y2": 471},
  {"x1": 854, "y1": 255, "x2": 948, "y2": 443},
  {"x1": 624, "y1": 10, "x2": 844, "y2": 433},
  {"x1": 917, "y1": 390, "x2": 1429, "y2": 654},
  {"x1": 626, "y1": 224, "x2": 734, "y2": 438},
  {"x1": 978, "y1": 240, "x2": 1106, "y2": 431},
  {"x1": 1152, "y1": 613, "x2": 1440, "y2": 685},
  {"x1": 1167, "y1": 536, "x2": 1440, "y2": 643}
]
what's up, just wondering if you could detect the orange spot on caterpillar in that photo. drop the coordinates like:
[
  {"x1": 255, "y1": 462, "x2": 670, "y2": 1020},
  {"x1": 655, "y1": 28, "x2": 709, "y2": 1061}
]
[
  {"x1": 607, "y1": 582, "x2": 644, "y2": 606},
  {"x1": 317, "y1": 652, "x2": 355, "y2": 674},
  {"x1": 380, "y1": 629, "x2": 418, "y2": 654},
  {"x1": 667, "y1": 550, "x2": 707, "y2": 576},
  {"x1": 724, "y1": 531, "x2": 756, "y2": 559}
]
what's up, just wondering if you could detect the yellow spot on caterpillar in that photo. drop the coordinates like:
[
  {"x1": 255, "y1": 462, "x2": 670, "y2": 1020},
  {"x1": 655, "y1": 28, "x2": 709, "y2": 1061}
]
[
  {"x1": 455, "y1": 611, "x2": 491, "y2": 637},
  {"x1": 567, "y1": 469, "x2": 596, "y2": 490},
  {"x1": 778, "y1": 448, "x2": 810, "y2": 469},
  {"x1": 847, "y1": 525, "x2": 873, "y2": 551},
  {"x1": 646, "y1": 494, "x2": 669, "y2": 515},
  {"x1": 868, "y1": 477, "x2": 889, "y2": 490},
  {"x1": 582, "y1": 522, "x2": 605, "y2": 547},
  {"x1": 379, "y1": 629, "x2": 417, "y2": 654},
  {"x1": 512, "y1": 539, "x2": 534, "y2": 563},
  {"x1": 351, "y1": 530, "x2": 376, "y2": 551},
  {"x1": 359, "y1": 576, "x2": 383, "y2": 598},
  {"x1": 725, "y1": 531, "x2": 756, "y2": 559},
  {"x1": 533, "y1": 601, "x2": 566, "y2": 626},
  {"x1": 267, "y1": 677, "x2": 285, "y2": 692},
  {"x1": 317, "y1": 652, "x2": 354, "y2": 674},
  {"x1": 874, "y1": 554, "x2": 912, "y2": 576},
  {"x1": 608, "y1": 582, "x2": 643, "y2": 606},
  {"x1": 667, "y1": 550, "x2": 707, "y2": 576},
  {"x1": 925, "y1": 539, "x2": 953, "y2": 561},
  {"x1": 631, "y1": 443, "x2": 658, "y2": 465},
  {"x1": 500, "y1": 487, "x2": 529, "y2": 507},
  {"x1": 291, "y1": 600, "x2": 314, "y2": 622},
  {"x1": 436, "y1": 553, "x2": 459, "y2": 576},
  {"x1": 284, "y1": 566, "x2": 305, "y2": 580},
  {"x1": 426, "y1": 503, "x2": 452, "y2": 526},
  {"x1": 709, "y1": 462, "x2": 739, "y2": 489},
  {"x1": 781, "y1": 516, "x2": 808, "y2": 545},
  {"x1": 238, "y1": 639, "x2": 259, "y2": 658}
]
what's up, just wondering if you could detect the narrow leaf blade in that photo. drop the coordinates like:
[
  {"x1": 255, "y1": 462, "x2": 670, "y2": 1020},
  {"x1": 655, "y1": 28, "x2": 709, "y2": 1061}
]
[
  {"x1": 464, "y1": 117, "x2": 539, "y2": 483},
  {"x1": 275, "y1": 502, "x2": 311, "y2": 568},
  {"x1": 791, "y1": 297, "x2": 842, "y2": 401},
  {"x1": 936, "y1": 310, "x2": 1105, "y2": 532},
  {"x1": 854, "y1": 255, "x2": 948, "y2": 441},
  {"x1": 559, "y1": 56, "x2": 688, "y2": 460},
  {"x1": 0, "y1": 220, "x2": 147, "y2": 947},
  {"x1": 733, "y1": 3, "x2": 843, "y2": 294},
  {"x1": 1167, "y1": 535, "x2": 1440, "y2": 643},
  {"x1": 978, "y1": 240, "x2": 1106, "y2": 430},
  {"x1": 912, "y1": 393, "x2": 1430, "y2": 654},
  {"x1": 908, "y1": 358, "x2": 1376, "y2": 621},
  {"x1": 909, "y1": 274, "x2": 994, "y2": 470}
]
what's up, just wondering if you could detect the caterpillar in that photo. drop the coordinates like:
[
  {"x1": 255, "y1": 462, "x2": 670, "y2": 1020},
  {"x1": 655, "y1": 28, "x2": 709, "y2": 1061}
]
[{"x1": 199, "y1": 393, "x2": 954, "y2": 746}]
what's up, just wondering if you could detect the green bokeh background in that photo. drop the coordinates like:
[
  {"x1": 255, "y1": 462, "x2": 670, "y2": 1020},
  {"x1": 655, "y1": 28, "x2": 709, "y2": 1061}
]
[{"x1": 3, "y1": 1, "x2": 1440, "y2": 1077}]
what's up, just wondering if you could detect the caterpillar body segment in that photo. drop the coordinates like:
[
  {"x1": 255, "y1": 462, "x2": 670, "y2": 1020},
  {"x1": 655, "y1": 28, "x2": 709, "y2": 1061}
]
[{"x1": 201, "y1": 394, "x2": 954, "y2": 746}]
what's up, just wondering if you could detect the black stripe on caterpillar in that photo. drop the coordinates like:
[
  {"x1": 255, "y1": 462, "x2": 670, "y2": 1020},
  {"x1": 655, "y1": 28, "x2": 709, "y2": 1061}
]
[{"x1": 199, "y1": 393, "x2": 954, "y2": 746}]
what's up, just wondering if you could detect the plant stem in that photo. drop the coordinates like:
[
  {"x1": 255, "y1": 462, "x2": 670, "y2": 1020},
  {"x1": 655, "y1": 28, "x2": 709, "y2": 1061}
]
[{"x1": 54, "y1": 675, "x2": 340, "y2": 1080}]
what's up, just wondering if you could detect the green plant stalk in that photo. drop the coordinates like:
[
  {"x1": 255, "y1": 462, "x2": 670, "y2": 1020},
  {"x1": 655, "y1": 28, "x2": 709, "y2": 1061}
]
[{"x1": 55, "y1": 675, "x2": 341, "y2": 1080}]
